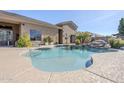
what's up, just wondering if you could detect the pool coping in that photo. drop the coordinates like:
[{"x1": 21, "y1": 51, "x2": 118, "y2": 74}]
[{"x1": 21, "y1": 46, "x2": 122, "y2": 83}]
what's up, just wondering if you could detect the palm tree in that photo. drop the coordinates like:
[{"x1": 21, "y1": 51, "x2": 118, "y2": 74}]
[{"x1": 76, "y1": 32, "x2": 92, "y2": 44}]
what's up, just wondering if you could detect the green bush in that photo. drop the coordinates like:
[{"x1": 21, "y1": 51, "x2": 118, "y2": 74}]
[
  {"x1": 75, "y1": 39, "x2": 80, "y2": 45},
  {"x1": 23, "y1": 33, "x2": 32, "y2": 47},
  {"x1": 108, "y1": 37, "x2": 124, "y2": 48},
  {"x1": 17, "y1": 36, "x2": 25, "y2": 47},
  {"x1": 119, "y1": 39, "x2": 124, "y2": 47},
  {"x1": 17, "y1": 33, "x2": 32, "y2": 48}
]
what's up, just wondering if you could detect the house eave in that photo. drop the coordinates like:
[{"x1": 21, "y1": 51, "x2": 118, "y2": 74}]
[
  {"x1": 0, "y1": 10, "x2": 59, "y2": 29},
  {"x1": 56, "y1": 21, "x2": 78, "y2": 30}
]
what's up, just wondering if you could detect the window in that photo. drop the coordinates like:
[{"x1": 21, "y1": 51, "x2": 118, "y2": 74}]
[{"x1": 30, "y1": 30, "x2": 41, "y2": 41}]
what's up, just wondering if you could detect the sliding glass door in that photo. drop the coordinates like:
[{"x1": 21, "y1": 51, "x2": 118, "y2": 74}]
[{"x1": 0, "y1": 29, "x2": 13, "y2": 46}]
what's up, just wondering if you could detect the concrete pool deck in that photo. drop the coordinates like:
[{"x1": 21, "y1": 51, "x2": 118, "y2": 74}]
[{"x1": 0, "y1": 48, "x2": 124, "y2": 83}]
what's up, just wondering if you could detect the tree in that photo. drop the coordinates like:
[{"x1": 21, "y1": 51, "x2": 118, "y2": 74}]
[
  {"x1": 76, "y1": 32, "x2": 92, "y2": 44},
  {"x1": 118, "y1": 18, "x2": 124, "y2": 35},
  {"x1": 81, "y1": 32, "x2": 92, "y2": 43}
]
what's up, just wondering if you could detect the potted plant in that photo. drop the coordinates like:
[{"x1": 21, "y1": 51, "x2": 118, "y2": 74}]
[
  {"x1": 48, "y1": 36, "x2": 53, "y2": 45},
  {"x1": 43, "y1": 36, "x2": 53, "y2": 45},
  {"x1": 43, "y1": 37, "x2": 49, "y2": 45}
]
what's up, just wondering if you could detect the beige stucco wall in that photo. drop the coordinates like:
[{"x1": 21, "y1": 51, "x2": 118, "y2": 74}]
[
  {"x1": 62, "y1": 25, "x2": 76, "y2": 44},
  {"x1": 20, "y1": 23, "x2": 58, "y2": 45},
  {"x1": 20, "y1": 23, "x2": 76, "y2": 45}
]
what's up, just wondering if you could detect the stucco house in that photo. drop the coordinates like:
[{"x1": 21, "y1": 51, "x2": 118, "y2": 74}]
[{"x1": 0, "y1": 11, "x2": 78, "y2": 47}]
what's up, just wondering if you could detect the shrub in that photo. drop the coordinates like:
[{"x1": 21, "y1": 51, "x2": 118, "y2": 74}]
[
  {"x1": 114, "y1": 40, "x2": 120, "y2": 48},
  {"x1": 119, "y1": 39, "x2": 124, "y2": 47},
  {"x1": 75, "y1": 39, "x2": 80, "y2": 45},
  {"x1": 17, "y1": 33, "x2": 32, "y2": 48},
  {"x1": 23, "y1": 33, "x2": 32, "y2": 47},
  {"x1": 108, "y1": 37, "x2": 124, "y2": 48},
  {"x1": 17, "y1": 36, "x2": 25, "y2": 47}
]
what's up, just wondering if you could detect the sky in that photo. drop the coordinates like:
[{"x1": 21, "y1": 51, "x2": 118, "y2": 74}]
[{"x1": 7, "y1": 10, "x2": 124, "y2": 36}]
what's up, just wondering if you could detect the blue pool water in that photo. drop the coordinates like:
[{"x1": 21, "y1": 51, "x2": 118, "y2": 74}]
[{"x1": 27, "y1": 46, "x2": 117, "y2": 72}]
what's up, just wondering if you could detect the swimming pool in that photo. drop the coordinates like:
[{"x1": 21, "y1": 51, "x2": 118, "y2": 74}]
[{"x1": 27, "y1": 46, "x2": 117, "y2": 72}]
